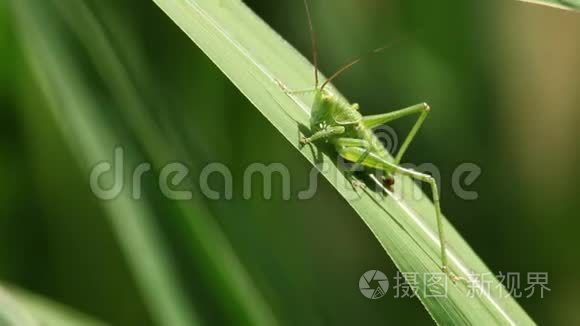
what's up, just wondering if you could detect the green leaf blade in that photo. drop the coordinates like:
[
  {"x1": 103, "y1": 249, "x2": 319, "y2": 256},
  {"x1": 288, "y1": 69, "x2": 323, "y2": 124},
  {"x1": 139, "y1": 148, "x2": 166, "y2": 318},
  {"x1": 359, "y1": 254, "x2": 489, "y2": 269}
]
[
  {"x1": 0, "y1": 284, "x2": 106, "y2": 326},
  {"x1": 10, "y1": 0, "x2": 279, "y2": 324},
  {"x1": 517, "y1": 0, "x2": 580, "y2": 11},
  {"x1": 152, "y1": 0, "x2": 536, "y2": 324}
]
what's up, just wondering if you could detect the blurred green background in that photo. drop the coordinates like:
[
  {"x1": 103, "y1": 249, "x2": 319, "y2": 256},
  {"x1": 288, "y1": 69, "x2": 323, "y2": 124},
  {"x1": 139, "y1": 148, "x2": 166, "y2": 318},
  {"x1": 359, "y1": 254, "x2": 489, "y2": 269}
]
[{"x1": 1, "y1": 0, "x2": 579, "y2": 325}]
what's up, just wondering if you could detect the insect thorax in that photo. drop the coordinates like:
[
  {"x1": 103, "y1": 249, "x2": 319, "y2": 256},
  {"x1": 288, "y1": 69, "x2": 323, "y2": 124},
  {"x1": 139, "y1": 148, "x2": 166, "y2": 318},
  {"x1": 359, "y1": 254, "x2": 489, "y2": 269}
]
[{"x1": 310, "y1": 90, "x2": 361, "y2": 131}]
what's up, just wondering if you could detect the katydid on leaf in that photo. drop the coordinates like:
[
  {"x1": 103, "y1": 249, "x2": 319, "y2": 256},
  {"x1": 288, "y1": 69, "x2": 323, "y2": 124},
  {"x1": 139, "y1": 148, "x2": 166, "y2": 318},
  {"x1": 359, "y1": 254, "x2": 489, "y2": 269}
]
[{"x1": 281, "y1": 0, "x2": 462, "y2": 282}]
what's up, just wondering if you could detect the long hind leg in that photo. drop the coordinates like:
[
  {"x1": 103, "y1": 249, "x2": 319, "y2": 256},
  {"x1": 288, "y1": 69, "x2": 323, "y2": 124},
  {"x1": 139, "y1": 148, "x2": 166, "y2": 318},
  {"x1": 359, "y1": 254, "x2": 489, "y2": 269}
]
[
  {"x1": 361, "y1": 102, "x2": 430, "y2": 164},
  {"x1": 335, "y1": 146, "x2": 461, "y2": 282}
]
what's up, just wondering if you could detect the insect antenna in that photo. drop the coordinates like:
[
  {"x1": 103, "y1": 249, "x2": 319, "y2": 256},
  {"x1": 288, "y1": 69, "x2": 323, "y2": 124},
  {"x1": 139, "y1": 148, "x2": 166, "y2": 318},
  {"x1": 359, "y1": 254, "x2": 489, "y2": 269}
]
[
  {"x1": 320, "y1": 39, "x2": 402, "y2": 91},
  {"x1": 303, "y1": 0, "x2": 319, "y2": 88}
]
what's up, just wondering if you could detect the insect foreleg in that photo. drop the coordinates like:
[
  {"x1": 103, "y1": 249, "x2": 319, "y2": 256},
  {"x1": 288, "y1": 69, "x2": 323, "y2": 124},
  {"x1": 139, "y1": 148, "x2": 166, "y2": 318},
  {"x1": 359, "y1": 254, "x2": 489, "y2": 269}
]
[
  {"x1": 361, "y1": 102, "x2": 430, "y2": 164},
  {"x1": 301, "y1": 126, "x2": 345, "y2": 144},
  {"x1": 286, "y1": 88, "x2": 318, "y2": 95}
]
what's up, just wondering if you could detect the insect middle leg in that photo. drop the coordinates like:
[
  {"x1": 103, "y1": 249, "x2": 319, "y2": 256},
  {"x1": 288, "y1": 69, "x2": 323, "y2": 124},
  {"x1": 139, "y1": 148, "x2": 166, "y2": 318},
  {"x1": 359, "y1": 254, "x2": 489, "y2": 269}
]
[
  {"x1": 335, "y1": 146, "x2": 461, "y2": 282},
  {"x1": 361, "y1": 102, "x2": 430, "y2": 164}
]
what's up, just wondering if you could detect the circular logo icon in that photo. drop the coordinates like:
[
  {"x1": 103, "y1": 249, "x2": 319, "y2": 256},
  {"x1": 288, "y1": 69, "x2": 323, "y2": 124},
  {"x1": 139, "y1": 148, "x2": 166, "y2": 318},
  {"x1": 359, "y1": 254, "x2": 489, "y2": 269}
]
[{"x1": 359, "y1": 270, "x2": 389, "y2": 299}]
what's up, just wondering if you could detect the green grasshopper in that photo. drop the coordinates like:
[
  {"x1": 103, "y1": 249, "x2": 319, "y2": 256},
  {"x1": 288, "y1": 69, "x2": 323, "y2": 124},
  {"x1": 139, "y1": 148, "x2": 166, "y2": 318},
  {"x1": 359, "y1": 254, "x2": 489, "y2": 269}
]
[{"x1": 285, "y1": 0, "x2": 461, "y2": 282}]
